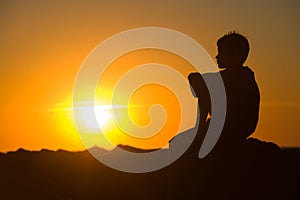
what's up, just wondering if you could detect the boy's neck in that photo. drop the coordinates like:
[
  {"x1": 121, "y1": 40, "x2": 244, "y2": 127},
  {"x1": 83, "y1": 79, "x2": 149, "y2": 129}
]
[{"x1": 225, "y1": 65, "x2": 244, "y2": 70}]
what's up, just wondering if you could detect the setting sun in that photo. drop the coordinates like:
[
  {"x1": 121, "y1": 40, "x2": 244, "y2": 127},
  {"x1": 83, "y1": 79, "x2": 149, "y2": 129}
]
[
  {"x1": 77, "y1": 104, "x2": 112, "y2": 130},
  {"x1": 94, "y1": 106, "x2": 112, "y2": 128}
]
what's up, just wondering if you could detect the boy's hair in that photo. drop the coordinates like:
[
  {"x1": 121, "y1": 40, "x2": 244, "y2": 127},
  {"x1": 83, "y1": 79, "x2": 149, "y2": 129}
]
[{"x1": 217, "y1": 31, "x2": 250, "y2": 64}]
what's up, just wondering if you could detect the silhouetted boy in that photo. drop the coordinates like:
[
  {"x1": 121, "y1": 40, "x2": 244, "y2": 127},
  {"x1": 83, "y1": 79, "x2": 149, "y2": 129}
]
[
  {"x1": 167, "y1": 32, "x2": 260, "y2": 199},
  {"x1": 189, "y1": 32, "x2": 260, "y2": 153}
]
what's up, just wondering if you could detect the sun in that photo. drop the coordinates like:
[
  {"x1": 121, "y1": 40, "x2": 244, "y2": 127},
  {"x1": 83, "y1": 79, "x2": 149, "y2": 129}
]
[
  {"x1": 94, "y1": 105, "x2": 112, "y2": 128},
  {"x1": 71, "y1": 102, "x2": 113, "y2": 133}
]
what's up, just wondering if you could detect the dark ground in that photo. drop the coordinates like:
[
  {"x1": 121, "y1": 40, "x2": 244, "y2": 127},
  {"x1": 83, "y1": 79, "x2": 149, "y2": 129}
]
[{"x1": 0, "y1": 138, "x2": 299, "y2": 200}]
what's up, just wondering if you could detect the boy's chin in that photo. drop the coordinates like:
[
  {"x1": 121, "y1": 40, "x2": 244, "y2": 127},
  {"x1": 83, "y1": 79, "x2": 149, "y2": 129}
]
[{"x1": 217, "y1": 65, "x2": 226, "y2": 69}]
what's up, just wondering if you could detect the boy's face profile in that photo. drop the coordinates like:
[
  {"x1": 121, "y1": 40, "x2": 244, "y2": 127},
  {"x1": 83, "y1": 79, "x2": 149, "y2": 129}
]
[
  {"x1": 216, "y1": 45, "x2": 242, "y2": 69},
  {"x1": 215, "y1": 46, "x2": 224, "y2": 69}
]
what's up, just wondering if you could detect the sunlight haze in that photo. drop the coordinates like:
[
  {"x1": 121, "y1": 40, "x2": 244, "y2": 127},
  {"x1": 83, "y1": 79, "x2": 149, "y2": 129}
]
[{"x1": 0, "y1": 0, "x2": 299, "y2": 152}]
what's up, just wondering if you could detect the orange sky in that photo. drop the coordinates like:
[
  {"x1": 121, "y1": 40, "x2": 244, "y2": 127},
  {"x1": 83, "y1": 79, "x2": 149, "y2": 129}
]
[{"x1": 0, "y1": 0, "x2": 299, "y2": 152}]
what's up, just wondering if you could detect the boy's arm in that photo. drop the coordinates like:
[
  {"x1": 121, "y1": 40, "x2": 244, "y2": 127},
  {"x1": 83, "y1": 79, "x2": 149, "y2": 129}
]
[
  {"x1": 168, "y1": 73, "x2": 211, "y2": 151},
  {"x1": 186, "y1": 73, "x2": 211, "y2": 156},
  {"x1": 188, "y1": 73, "x2": 211, "y2": 115}
]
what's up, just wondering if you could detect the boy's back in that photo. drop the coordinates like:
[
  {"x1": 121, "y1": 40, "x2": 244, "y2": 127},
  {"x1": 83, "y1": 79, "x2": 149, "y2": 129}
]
[{"x1": 219, "y1": 66, "x2": 260, "y2": 144}]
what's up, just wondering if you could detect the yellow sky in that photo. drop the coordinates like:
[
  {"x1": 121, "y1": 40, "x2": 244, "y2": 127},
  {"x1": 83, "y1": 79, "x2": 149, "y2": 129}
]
[{"x1": 0, "y1": 0, "x2": 299, "y2": 152}]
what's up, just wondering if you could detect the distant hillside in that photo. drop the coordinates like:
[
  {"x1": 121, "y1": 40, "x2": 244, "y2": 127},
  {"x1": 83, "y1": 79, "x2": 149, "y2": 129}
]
[{"x1": 0, "y1": 138, "x2": 299, "y2": 200}]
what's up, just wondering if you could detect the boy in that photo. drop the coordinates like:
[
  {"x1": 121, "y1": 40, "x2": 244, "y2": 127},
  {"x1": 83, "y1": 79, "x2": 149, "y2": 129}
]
[{"x1": 189, "y1": 32, "x2": 260, "y2": 152}]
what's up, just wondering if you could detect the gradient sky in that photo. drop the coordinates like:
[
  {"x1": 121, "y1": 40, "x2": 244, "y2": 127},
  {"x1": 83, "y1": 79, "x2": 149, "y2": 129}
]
[{"x1": 0, "y1": 0, "x2": 299, "y2": 152}]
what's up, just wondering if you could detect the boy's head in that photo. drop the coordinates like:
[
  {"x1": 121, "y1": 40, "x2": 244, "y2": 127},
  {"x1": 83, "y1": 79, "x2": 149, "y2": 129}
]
[{"x1": 216, "y1": 31, "x2": 249, "y2": 69}]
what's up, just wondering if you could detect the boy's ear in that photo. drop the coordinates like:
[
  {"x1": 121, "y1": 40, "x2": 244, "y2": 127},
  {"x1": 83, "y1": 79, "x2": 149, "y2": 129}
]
[{"x1": 188, "y1": 73, "x2": 205, "y2": 98}]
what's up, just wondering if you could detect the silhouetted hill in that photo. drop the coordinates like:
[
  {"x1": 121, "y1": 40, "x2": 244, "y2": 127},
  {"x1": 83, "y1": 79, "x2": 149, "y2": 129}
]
[
  {"x1": 117, "y1": 144, "x2": 159, "y2": 153},
  {"x1": 0, "y1": 138, "x2": 299, "y2": 200}
]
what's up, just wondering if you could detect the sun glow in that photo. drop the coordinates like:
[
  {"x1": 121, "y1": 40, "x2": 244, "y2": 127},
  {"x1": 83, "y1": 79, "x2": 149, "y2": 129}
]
[
  {"x1": 73, "y1": 103, "x2": 114, "y2": 134},
  {"x1": 94, "y1": 106, "x2": 112, "y2": 128},
  {"x1": 48, "y1": 98, "x2": 114, "y2": 134},
  {"x1": 47, "y1": 49, "x2": 199, "y2": 150}
]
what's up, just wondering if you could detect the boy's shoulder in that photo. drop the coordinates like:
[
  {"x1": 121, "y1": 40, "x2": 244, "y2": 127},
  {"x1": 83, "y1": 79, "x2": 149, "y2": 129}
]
[
  {"x1": 220, "y1": 66, "x2": 254, "y2": 76},
  {"x1": 220, "y1": 66, "x2": 256, "y2": 82}
]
